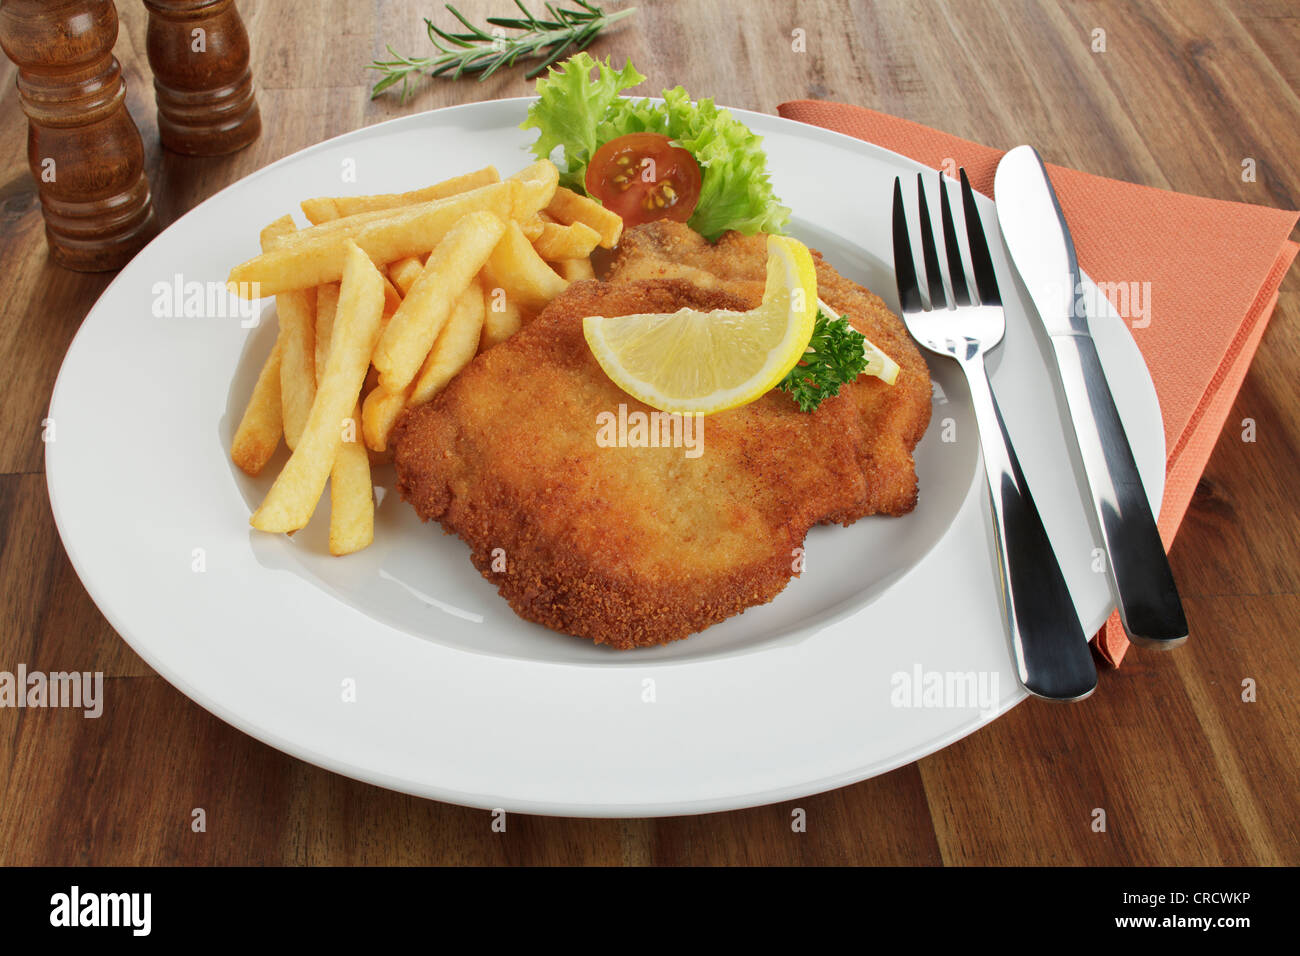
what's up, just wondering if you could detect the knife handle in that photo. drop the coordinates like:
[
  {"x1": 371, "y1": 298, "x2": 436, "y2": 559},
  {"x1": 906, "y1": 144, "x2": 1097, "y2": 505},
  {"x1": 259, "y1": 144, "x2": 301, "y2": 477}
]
[
  {"x1": 963, "y1": 359, "x2": 1098, "y2": 701},
  {"x1": 1050, "y1": 333, "x2": 1188, "y2": 646}
]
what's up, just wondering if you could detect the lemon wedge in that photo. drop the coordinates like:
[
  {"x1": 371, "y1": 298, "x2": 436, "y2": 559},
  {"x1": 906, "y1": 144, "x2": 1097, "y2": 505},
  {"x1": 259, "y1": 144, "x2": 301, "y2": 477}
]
[
  {"x1": 816, "y1": 297, "x2": 901, "y2": 386},
  {"x1": 864, "y1": 343, "x2": 901, "y2": 385},
  {"x1": 582, "y1": 235, "x2": 819, "y2": 415}
]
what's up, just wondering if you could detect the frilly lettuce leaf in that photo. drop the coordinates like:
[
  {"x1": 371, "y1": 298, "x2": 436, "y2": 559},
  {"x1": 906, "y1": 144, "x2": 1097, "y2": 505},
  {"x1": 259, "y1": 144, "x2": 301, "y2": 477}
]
[
  {"x1": 520, "y1": 53, "x2": 645, "y2": 191},
  {"x1": 522, "y1": 55, "x2": 790, "y2": 242}
]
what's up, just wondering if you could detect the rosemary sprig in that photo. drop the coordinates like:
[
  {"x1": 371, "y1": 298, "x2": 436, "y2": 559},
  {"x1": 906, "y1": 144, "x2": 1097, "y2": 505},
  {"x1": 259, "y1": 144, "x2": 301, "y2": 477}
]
[{"x1": 369, "y1": 1, "x2": 637, "y2": 100}]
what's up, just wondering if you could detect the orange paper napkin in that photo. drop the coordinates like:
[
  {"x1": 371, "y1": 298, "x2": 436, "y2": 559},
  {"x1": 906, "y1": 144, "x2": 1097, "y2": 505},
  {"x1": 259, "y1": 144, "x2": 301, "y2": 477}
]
[{"x1": 778, "y1": 100, "x2": 1299, "y2": 666}]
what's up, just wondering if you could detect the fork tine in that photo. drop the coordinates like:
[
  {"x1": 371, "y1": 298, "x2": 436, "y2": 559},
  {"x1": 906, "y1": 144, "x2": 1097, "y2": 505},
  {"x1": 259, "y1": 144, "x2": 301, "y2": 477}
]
[
  {"x1": 891, "y1": 177, "x2": 923, "y2": 313},
  {"x1": 959, "y1": 168, "x2": 1001, "y2": 306},
  {"x1": 939, "y1": 171, "x2": 972, "y2": 307},
  {"x1": 915, "y1": 173, "x2": 946, "y2": 309}
]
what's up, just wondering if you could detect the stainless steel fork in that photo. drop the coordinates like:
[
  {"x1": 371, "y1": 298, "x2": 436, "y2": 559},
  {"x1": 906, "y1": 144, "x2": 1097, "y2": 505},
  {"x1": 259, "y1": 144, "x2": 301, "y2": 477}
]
[{"x1": 892, "y1": 170, "x2": 1097, "y2": 701}]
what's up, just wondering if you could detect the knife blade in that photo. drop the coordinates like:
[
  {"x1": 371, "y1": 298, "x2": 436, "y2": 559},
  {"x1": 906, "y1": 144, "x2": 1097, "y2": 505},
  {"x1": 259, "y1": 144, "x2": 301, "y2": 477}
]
[{"x1": 994, "y1": 145, "x2": 1187, "y2": 647}]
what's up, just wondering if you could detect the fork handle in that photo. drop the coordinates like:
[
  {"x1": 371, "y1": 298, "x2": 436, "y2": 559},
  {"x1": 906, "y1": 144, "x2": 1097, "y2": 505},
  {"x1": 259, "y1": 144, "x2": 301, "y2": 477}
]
[{"x1": 962, "y1": 359, "x2": 1098, "y2": 701}]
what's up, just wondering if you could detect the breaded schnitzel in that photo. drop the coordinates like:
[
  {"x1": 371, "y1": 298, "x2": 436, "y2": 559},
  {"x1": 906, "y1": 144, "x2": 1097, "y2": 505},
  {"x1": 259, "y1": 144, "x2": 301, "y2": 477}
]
[
  {"x1": 392, "y1": 225, "x2": 931, "y2": 648},
  {"x1": 609, "y1": 221, "x2": 931, "y2": 517}
]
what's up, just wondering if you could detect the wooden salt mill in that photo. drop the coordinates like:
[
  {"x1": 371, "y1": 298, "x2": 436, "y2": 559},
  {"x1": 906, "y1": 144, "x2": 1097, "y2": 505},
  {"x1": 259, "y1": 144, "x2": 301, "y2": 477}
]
[
  {"x1": 143, "y1": 0, "x2": 261, "y2": 155},
  {"x1": 0, "y1": 0, "x2": 157, "y2": 272}
]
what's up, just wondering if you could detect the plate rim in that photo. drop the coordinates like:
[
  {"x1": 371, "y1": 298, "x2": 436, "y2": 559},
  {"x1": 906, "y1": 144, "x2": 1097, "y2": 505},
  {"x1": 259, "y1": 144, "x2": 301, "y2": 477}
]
[{"x1": 44, "y1": 95, "x2": 1166, "y2": 816}]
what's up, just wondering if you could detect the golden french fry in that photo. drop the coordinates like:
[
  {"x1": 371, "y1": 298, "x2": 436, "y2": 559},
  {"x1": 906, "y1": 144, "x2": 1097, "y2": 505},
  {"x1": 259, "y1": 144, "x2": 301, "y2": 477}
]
[
  {"x1": 314, "y1": 294, "x2": 375, "y2": 552},
  {"x1": 329, "y1": 403, "x2": 374, "y2": 555},
  {"x1": 532, "y1": 221, "x2": 601, "y2": 260},
  {"x1": 508, "y1": 160, "x2": 559, "y2": 221},
  {"x1": 545, "y1": 186, "x2": 622, "y2": 248},
  {"x1": 479, "y1": 287, "x2": 524, "y2": 352},
  {"x1": 235, "y1": 214, "x2": 299, "y2": 470},
  {"x1": 388, "y1": 256, "x2": 424, "y2": 296},
  {"x1": 553, "y1": 256, "x2": 596, "y2": 282},
  {"x1": 359, "y1": 288, "x2": 480, "y2": 449},
  {"x1": 283, "y1": 170, "x2": 506, "y2": 249},
  {"x1": 409, "y1": 278, "x2": 486, "y2": 406},
  {"x1": 480, "y1": 219, "x2": 568, "y2": 312},
  {"x1": 268, "y1": 207, "x2": 403, "y2": 250},
  {"x1": 518, "y1": 214, "x2": 545, "y2": 242},
  {"x1": 258, "y1": 218, "x2": 317, "y2": 450},
  {"x1": 278, "y1": 288, "x2": 316, "y2": 450},
  {"x1": 251, "y1": 241, "x2": 386, "y2": 533},
  {"x1": 260, "y1": 214, "x2": 295, "y2": 245},
  {"x1": 228, "y1": 182, "x2": 517, "y2": 296},
  {"x1": 381, "y1": 273, "x2": 402, "y2": 316},
  {"x1": 315, "y1": 282, "x2": 378, "y2": 550},
  {"x1": 361, "y1": 386, "x2": 408, "y2": 453},
  {"x1": 267, "y1": 185, "x2": 509, "y2": 264},
  {"x1": 301, "y1": 167, "x2": 500, "y2": 224},
  {"x1": 314, "y1": 282, "x2": 339, "y2": 382},
  {"x1": 231, "y1": 340, "x2": 283, "y2": 476},
  {"x1": 373, "y1": 211, "x2": 505, "y2": 392}
]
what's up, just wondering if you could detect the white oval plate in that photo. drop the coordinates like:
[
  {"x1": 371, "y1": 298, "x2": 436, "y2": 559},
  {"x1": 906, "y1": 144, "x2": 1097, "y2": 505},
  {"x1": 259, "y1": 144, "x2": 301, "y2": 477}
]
[{"x1": 46, "y1": 98, "x2": 1163, "y2": 816}]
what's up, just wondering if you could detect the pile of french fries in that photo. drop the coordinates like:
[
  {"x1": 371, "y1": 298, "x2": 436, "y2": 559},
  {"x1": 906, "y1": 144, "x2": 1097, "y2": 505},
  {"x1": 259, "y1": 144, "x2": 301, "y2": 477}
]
[{"x1": 228, "y1": 159, "x2": 622, "y2": 554}]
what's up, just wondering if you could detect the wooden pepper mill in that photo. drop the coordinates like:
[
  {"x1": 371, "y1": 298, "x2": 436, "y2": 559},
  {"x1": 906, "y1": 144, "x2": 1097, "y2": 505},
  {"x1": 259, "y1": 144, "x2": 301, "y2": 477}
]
[
  {"x1": 0, "y1": 0, "x2": 157, "y2": 272},
  {"x1": 143, "y1": 0, "x2": 261, "y2": 156}
]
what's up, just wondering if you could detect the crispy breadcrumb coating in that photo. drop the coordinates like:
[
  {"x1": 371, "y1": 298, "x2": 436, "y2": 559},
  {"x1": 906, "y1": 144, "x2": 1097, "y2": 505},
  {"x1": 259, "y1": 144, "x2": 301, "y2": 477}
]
[{"x1": 392, "y1": 223, "x2": 931, "y2": 648}]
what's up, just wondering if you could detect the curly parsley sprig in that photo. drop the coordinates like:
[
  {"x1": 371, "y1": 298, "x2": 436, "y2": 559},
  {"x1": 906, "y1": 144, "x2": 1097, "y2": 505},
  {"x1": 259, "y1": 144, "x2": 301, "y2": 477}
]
[{"x1": 777, "y1": 309, "x2": 870, "y2": 412}]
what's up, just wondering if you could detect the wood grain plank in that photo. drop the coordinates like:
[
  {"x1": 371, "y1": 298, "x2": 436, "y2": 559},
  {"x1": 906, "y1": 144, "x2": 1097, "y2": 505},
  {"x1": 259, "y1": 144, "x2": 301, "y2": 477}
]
[
  {"x1": 921, "y1": 627, "x2": 1290, "y2": 865},
  {"x1": 647, "y1": 767, "x2": 944, "y2": 864},
  {"x1": 1053, "y1": 0, "x2": 1300, "y2": 209},
  {"x1": 1234, "y1": 14, "x2": 1300, "y2": 91},
  {"x1": 1166, "y1": 595, "x2": 1300, "y2": 861},
  {"x1": 0, "y1": 476, "x2": 152, "y2": 678},
  {"x1": 0, "y1": 245, "x2": 114, "y2": 474},
  {"x1": 0, "y1": 678, "x2": 289, "y2": 865}
]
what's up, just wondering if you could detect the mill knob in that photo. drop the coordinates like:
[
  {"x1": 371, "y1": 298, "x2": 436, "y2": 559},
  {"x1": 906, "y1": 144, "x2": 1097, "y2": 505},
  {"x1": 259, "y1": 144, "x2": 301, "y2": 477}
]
[
  {"x1": 143, "y1": 0, "x2": 261, "y2": 156},
  {"x1": 0, "y1": 0, "x2": 157, "y2": 271}
]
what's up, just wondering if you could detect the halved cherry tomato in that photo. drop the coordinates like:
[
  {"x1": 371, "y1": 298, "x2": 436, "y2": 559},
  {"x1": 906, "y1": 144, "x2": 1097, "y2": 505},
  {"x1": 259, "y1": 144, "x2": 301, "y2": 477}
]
[{"x1": 585, "y1": 132, "x2": 702, "y2": 229}]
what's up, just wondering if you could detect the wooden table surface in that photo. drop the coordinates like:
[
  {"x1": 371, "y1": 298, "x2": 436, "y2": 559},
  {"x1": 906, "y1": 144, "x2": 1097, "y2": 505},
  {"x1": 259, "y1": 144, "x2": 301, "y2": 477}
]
[{"x1": 1, "y1": 0, "x2": 1296, "y2": 866}]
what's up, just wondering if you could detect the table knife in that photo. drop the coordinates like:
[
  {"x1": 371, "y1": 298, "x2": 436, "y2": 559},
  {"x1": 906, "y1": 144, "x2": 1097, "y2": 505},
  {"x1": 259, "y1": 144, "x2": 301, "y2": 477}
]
[{"x1": 994, "y1": 145, "x2": 1187, "y2": 647}]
